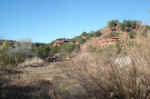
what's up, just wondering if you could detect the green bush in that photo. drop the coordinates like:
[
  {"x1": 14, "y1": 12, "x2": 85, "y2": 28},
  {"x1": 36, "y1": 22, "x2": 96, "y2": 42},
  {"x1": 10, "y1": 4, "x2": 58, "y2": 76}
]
[
  {"x1": 111, "y1": 32, "x2": 120, "y2": 38},
  {"x1": 141, "y1": 25, "x2": 150, "y2": 37},
  {"x1": 49, "y1": 46, "x2": 60, "y2": 54},
  {"x1": 116, "y1": 41, "x2": 122, "y2": 54},
  {"x1": 128, "y1": 32, "x2": 137, "y2": 39},
  {"x1": 33, "y1": 45, "x2": 51, "y2": 59},
  {"x1": 0, "y1": 41, "x2": 10, "y2": 66},
  {"x1": 60, "y1": 43, "x2": 76, "y2": 54},
  {"x1": 121, "y1": 20, "x2": 140, "y2": 32},
  {"x1": 82, "y1": 32, "x2": 88, "y2": 36},
  {"x1": 108, "y1": 20, "x2": 119, "y2": 31},
  {"x1": 0, "y1": 41, "x2": 25, "y2": 68},
  {"x1": 72, "y1": 36, "x2": 87, "y2": 44},
  {"x1": 72, "y1": 30, "x2": 102, "y2": 46},
  {"x1": 93, "y1": 31, "x2": 102, "y2": 37}
]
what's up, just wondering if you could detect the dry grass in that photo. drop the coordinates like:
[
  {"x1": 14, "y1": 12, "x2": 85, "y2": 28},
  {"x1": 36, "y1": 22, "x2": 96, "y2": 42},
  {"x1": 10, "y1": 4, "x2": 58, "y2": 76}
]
[
  {"x1": 53, "y1": 35, "x2": 150, "y2": 99},
  {"x1": 1, "y1": 34, "x2": 150, "y2": 99},
  {"x1": 18, "y1": 57, "x2": 45, "y2": 68}
]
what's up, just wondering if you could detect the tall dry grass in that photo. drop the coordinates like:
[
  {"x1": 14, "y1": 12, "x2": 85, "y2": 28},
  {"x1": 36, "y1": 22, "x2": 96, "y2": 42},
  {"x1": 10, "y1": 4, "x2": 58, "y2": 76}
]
[
  {"x1": 1, "y1": 30, "x2": 150, "y2": 99},
  {"x1": 53, "y1": 34, "x2": 150, "y2": 99}
]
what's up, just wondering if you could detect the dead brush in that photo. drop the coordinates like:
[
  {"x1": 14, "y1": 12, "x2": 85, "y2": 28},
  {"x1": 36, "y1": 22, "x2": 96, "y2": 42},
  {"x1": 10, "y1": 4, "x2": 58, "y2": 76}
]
[{"x1": 56, "y1": 36, "x2": 150, "y2": 99}]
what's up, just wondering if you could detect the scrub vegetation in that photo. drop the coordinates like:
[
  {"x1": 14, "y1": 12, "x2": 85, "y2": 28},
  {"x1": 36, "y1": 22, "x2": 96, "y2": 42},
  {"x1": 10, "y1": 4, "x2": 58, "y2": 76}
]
[{"x1": 1, "y1": 20, "x2": 150, "y2": 99}]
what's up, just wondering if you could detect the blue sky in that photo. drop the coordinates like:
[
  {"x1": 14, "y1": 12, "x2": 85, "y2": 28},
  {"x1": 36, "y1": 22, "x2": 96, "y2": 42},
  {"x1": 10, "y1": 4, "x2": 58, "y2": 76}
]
[{"x1": 0, "y1": 0, "x2": 150, "y2": 43}]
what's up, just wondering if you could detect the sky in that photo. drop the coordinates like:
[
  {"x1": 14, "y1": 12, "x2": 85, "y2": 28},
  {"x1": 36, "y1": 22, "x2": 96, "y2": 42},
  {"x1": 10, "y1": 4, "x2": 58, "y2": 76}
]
[{"x1": 0, "y1": 0, "x2": 150, "y2": 43}]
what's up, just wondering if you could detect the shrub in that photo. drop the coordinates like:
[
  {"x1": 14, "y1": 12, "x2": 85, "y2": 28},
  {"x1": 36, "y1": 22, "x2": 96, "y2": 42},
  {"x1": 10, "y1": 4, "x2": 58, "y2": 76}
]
[
  {"x1": 58, "y1": 37, "x2": 150, "y2": 99},
  {"x1": 49, "y1": 45, "x2": 61, "y2": 55},
  {"x1": 121, "y1": 20, "x2": 140, "y2": 32},
  {"x1": 34, "y1": 45, "x2": 51, "y2": 59},
  {"x1": 0, "y1": 41, "x2": 10, "y2": 66},
  {"x1": 34, "y1": 42, "x2": 79, "y2": 60},
  {"x1": 93, "y1": 31, "x2": 102, "y2": 37},
  {"x1": 116, "y1": 41, "x2": 122, "y2": 54},
  {"x1": 141, "y1": 25, "x2": 150, "y2": 37},
  {"x1": 82, "y1": 32, "x2": 88, "y2": 36},
  {"x1": 108, "y1": 20, "x2": 119, "y2": 31},
  {"x1": 128, "y1": 32, "x2": 137, "y2": 39},
  {"x1": 111, "y1": 32, "x2": 120, "y2": 38},
  {"x1": 72, "y1": 36, "x2": 87, "y2": 44},
  {"x1": 60, "y1": 43, "x2": 76, "y2": 54},
  {"x1": 0, "y1": 41, "x2": 24, "y2": 68}
]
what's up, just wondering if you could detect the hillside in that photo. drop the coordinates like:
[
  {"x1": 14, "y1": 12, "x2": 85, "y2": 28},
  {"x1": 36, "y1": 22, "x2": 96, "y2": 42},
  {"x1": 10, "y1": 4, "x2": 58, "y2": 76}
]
[
  {"x1": 1, "y1": 20, "x2": 150, "y2": 99},
  {"x1": 1, "y1": 20, "x2": 149, "y2": 62}
]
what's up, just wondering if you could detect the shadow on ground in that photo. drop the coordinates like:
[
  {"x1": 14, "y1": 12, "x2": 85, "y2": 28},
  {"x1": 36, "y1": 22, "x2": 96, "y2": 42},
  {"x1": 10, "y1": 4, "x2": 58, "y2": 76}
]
[{"x1": 0, "y1": 80, "x2": 53, "y2": 99}]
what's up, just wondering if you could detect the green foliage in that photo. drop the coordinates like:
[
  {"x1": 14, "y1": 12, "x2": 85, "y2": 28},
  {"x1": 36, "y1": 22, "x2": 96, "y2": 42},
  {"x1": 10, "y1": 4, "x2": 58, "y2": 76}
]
[
  {"x1": 142, "y1": 32, "x2": 147, "y2": 37},
  {"x1": 111, "y1": 32, "x2": 120, "y2": 38},
  {"x1": 33, "y1": 45, "x2": 51, "y2": 58},
  {"x1": 49, "y1": 46, "x2": 60, "y2": 54},
  {"x1": 72, "y1": 31, "x2": 101, "y2": 46},
  {"x1": 72, "y1": 36, "x2": 87, "y2": 44},
  {"x1": 128, "y1": 32, "x2": 137, "y2": 39},
  {"x1": 141, "y1": 25, "x2": 150, "y2": 37},
  {"x1": 0, "y1": 41, "x2": 24, "y2": 67},
  {"x1": 12, "y1": 52, "x2": 25, "y2": 65},
  {"x1": 87, "y1": 31, "x2": 101, "y2": 37},
  {"x1": 60, "y1": 43, "x2": 76, "y2": 54},
  {"x1": 128, "y1": 40, "x2": 138, "y2": 47},
  {"x1": 116, "y1": 41, "x2": 122, "y2": 54},
  {"x1": 0, "y1": 40, "x2": 9, "y2": 51},
  {"x1": 108, "y1": 20, "x2": 119, "y2": 27},
  {"x1": 108, "y1": 20, "x2": 119, "y2": 31},
  {"x1": 82, "y1": 32, "x2": 88, "y2": 36},
  {"x1": 108, "y1": 44, "x2": 116, "y2": 49},
  {"x1": 92, "y1": 31, "x2": 102, "y2": 37},
  {"x1": 0, "y1": 41, "x2": 10, "y2": 66},
  {"x1": 33, "y1": 42, "x2": 79, "y2": 59},
  {"x1": 121, "y1": 20, "x2": 140, "y2": 32}
]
